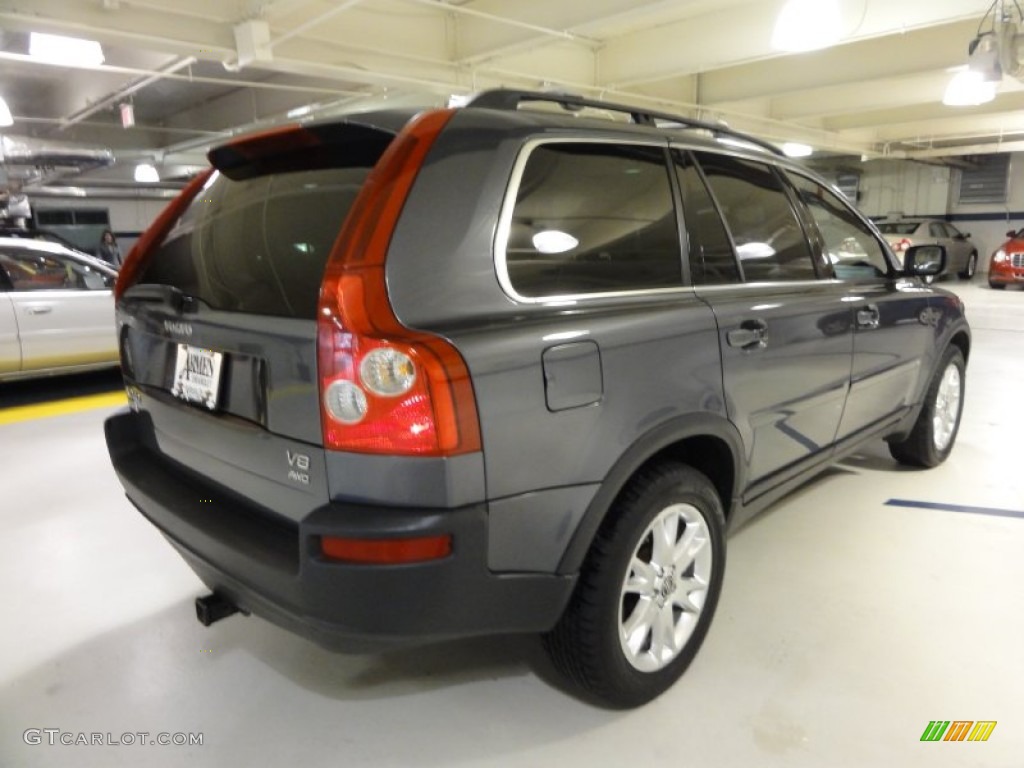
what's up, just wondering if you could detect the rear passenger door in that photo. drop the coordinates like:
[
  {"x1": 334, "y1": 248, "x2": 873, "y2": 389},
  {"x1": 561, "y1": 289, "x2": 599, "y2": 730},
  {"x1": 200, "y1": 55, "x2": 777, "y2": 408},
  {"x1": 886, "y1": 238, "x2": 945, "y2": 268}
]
[
  {"x1": 0, "y1": 246, "x2": 116, "y2": 373},
  {"x1": 675, "y1": 150, "x2": 854, "y2": 493},
  {"x1": 784, "y1": 172, "x2": 933, "y2": 440},
  {"x1": 0, "y1": 274, "x2": 19, "y2": 376}
]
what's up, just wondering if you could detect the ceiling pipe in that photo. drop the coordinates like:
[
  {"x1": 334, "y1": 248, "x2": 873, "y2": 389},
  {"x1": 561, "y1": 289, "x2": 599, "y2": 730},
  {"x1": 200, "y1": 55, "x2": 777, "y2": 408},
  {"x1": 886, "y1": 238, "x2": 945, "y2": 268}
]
[
  {"x1": 398, "y1": 0, "x2": 599, "y2": 48},
  {"x1": 59, "y1": 56, "x2": 198, "y2": 130}
]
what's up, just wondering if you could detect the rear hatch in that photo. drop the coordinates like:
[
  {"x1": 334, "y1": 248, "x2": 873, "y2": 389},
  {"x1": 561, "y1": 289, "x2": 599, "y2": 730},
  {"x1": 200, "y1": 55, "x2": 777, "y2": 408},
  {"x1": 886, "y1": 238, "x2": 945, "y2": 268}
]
[{"x1": 115, "y1": 117, "x2": 404, "y2": 521}]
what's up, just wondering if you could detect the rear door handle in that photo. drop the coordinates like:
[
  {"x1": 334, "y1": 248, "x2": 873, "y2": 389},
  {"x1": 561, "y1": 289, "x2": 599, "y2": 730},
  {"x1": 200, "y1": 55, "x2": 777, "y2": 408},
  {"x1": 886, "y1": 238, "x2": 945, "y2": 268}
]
[
  {"x1": 26, "y1": 305, "x2": 53, "y2": 315},
  {"x1": 727, "y1": 318, "x2": 768, "y2": 349},
  {"x1": 856, "y1": 305, "x2": 880, "y2": 329}
]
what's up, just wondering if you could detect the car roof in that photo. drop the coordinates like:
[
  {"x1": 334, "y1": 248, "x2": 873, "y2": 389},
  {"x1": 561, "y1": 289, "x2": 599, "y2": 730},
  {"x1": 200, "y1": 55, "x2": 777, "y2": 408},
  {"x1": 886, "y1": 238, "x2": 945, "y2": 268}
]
[{"x1": 0, "y1": 236, "x2": 117, "y2": 273}]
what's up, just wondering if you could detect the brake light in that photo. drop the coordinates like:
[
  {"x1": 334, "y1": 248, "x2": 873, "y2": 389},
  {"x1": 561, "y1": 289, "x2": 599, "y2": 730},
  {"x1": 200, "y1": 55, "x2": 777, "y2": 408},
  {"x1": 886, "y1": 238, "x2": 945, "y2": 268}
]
[
  {"x1": 114, "y1": 168, "x2": 214, "y2": 301},
  {"x1": 893, "y1": 238, "x2": 912, "y2": 253},
  {"x1": 316, "y1": 109, "x2": 482, "y2": 456}
]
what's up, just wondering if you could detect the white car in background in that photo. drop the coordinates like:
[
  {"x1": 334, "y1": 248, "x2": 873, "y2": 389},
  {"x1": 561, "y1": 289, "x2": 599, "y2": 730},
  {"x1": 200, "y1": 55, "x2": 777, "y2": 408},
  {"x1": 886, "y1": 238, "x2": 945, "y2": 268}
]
[
  {"x1": 0, "y1": 237, "x2": 119, "y2": 381},
  {"x1": 876, "y1": 218, "x2": 979, "y2": 281}
]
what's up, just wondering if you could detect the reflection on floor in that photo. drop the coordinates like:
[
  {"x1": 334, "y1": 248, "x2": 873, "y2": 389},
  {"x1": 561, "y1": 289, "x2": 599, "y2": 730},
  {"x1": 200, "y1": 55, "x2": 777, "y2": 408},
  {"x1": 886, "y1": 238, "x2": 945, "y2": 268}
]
[{"x1": 1, "y1": 284, "x2": 1022, "y2": 767}]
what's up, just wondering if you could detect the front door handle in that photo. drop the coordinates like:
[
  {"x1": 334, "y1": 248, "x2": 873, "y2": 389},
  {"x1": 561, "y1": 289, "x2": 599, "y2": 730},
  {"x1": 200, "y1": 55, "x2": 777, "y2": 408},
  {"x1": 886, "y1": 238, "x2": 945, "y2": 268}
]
[
  {"x1": 727, "y1": 318, "x2": 768, "y2": 349},
  {"x1": 856, "y1": 305, "x2": 880, "y2": 329},
  {"x1": 26, "y1": 305, "x2": 53, "y2": 315}
]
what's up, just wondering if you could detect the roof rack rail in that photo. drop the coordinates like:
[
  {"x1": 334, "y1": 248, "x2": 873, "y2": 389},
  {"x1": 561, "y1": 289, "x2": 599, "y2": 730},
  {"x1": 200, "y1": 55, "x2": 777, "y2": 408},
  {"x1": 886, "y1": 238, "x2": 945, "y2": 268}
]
[{"x1": 466, "y1": 88, "x2": 784, "y2": 157}]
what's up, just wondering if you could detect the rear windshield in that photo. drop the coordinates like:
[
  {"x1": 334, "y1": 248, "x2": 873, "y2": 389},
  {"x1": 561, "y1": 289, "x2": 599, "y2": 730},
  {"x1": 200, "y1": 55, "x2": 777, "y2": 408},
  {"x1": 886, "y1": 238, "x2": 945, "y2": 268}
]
[
  {"x1": 138, "y1": 165, "x2": 373, "y2": 319},
  {"x1": 876, "y1": 222, "x2": 918, "y2": 235}
]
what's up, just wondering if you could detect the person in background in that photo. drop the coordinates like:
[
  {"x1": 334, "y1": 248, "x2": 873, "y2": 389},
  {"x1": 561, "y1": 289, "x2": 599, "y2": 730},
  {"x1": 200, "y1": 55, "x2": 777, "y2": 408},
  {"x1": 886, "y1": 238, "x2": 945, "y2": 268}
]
[{"x1": 95, "y1": 229, "x2": 122, "y2": 267}]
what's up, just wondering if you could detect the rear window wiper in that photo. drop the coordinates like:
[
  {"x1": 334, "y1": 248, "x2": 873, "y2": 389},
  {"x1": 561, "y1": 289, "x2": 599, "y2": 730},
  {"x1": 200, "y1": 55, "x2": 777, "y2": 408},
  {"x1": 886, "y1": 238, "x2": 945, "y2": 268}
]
[{"x1": 122, "y1": 284, "x2": 206, "y2": 312}]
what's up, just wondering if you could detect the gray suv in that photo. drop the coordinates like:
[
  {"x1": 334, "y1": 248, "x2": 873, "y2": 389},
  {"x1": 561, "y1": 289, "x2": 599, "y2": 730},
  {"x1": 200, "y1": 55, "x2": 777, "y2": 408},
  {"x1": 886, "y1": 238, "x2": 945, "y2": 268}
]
[{"x1": 105, "y1": 90, "x2": 969, "y2": 708}]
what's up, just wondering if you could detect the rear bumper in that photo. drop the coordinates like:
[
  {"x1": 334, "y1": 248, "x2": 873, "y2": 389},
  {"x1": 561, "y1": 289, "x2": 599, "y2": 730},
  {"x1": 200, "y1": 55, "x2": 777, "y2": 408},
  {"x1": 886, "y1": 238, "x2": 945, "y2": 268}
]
[{"x1": 105, "y1": 409, "x2": 574, "y2": 652}]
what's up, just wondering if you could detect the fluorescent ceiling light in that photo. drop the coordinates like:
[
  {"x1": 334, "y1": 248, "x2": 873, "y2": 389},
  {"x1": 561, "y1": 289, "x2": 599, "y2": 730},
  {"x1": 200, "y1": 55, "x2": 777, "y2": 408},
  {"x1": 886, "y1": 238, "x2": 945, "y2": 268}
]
[
  {"x1": 772, "y1": 0, "x2": 842, "y2": 53},
  {"x1": 29, "y1": 32, "x2": 105, "y2": 67},
  {"x1": 0, "y1": 95, "x2": 12, "y2": 127},
  {"x1": 134, "y1": 163, "x2": 160, "y2": 183},
  {"x1": 943, "y1": 69, "x2": 997, "y2": 107},
  {"x1": 782, "y1": 142, "x2": 813, "y2": 158},
  {"x1": 532, "y1": 230, "x2": 579, "y2": 254}
]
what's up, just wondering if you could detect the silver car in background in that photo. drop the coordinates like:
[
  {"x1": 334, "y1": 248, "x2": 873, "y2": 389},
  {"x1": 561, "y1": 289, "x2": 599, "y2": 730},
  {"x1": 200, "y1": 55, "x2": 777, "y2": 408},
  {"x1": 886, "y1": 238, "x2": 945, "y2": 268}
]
[
  {"x1": 0, "y1": 237, "x2": 119, "y2": 381},
  {"x1": 876, "y1": 218, "x2": 979, "y2": 281}
]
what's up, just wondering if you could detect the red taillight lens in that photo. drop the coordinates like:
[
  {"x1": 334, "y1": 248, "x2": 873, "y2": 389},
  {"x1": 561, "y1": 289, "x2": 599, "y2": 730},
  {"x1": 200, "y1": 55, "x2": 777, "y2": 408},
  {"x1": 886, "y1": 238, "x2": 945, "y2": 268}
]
[
  {"x1": 317, "y1": 109, "x2": 482, "y2": 457},
  {"x1": 320, "y1": 535, "x2": 452, "y2": 564},
  {"x1": 893, "y1": 238, "x2": 911, "y2": 253},
  {"x1": 114, "y1": 168, "x2": 215, "y2": 300}
]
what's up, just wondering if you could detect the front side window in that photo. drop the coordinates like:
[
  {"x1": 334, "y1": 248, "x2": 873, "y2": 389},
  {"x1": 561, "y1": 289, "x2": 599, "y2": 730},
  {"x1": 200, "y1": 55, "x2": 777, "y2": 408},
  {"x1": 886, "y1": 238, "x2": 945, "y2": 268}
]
[
  {"x1": 693, "y1": 152, "x2": 817, "y2": 282},
  {"x1": 786, "y1": 172, "x2": 890, "y2": 279},
  {"x1": 0, "y1": 248, "x2": 113, "y2": 291},
  {"x1": 504, "y1": 143, "x2": 682, "y2": 298}
]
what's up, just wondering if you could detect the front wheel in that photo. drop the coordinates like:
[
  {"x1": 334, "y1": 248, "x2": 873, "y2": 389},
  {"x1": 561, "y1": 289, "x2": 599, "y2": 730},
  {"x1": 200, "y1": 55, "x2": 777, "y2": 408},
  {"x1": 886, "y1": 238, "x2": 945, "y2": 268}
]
[
  {"x1": 959, "y1": 252, "x2": 977, "y2": 280},
  {"x1": 990, "y1": 281, "x2": 1006, "y2": 290},
  {"x1": 888, "y1": 346, "x2": 966, "y2": 467},
  {"x1": 543, "y1": 463, "x2": 726, "y2": 708}
]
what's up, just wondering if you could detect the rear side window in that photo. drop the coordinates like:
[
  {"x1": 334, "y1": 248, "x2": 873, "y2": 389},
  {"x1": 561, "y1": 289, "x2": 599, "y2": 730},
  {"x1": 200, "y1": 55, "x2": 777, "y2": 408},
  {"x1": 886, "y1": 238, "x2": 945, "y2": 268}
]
[
  {"x1": 693, "y1": 152, "x2": 817, "y2": 283},
  {"x1": 139, "y1": 167, "x2": 369, "y2": 319},
  {"x1": 673, "y1": 151, "x2": 740, "y2": 285},
  {"x1": 503, "y1": 143, "x2": 682, "y2": 298}
]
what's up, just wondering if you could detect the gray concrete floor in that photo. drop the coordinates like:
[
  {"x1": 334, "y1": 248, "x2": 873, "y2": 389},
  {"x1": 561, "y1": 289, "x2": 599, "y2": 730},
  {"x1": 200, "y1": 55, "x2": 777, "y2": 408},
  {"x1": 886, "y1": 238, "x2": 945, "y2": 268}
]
[{"x1": 1, "y1": 282, "x2": 1022, "y2": 768}]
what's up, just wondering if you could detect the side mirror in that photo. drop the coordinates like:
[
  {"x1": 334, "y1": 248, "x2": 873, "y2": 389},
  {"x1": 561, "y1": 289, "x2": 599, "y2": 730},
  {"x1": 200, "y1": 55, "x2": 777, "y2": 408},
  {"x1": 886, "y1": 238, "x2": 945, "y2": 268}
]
[
  {"x1": 1008, "y1": 230, "x2": 1019, "y2": 239},
  {"x1": 904, "y1": 244, "x2": 946, "y2": 278}
]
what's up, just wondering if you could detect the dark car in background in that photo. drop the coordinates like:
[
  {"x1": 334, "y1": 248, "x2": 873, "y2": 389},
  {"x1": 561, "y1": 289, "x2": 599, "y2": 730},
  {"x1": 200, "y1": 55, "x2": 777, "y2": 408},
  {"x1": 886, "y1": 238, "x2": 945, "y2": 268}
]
[
  {"x1": 877, "y1": 218, "x2": 979, "y2": 281},
  {"x1": 989, "y1": 228, "x2": 1024, "y2": 289},
  {"x1": 104, "y1": 90, "x2": 970, "y2": 708}
]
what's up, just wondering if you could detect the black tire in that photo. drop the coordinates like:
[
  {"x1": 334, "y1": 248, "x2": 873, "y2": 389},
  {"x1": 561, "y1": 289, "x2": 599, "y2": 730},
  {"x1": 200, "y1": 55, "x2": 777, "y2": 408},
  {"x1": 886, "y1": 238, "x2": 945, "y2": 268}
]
[
  {"x1": 543, "y1": 463, "x2": 726, "y2": 708},
  {"x1": 989, "y1": 281, "x2": 1006, "y2": 290},
  {"x1": 959, "y1": 252, "x2": 977, "y2": 280},
  {"x1": 887, "y1": 346, "x2": 965, "y2": 468}
]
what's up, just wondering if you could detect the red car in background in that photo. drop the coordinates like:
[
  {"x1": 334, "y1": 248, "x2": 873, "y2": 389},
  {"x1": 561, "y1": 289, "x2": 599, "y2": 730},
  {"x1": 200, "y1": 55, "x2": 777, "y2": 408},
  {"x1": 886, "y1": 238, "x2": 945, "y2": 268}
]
[{"x1": 989, "y1": 229, "x2": 1024, "y2": 289}]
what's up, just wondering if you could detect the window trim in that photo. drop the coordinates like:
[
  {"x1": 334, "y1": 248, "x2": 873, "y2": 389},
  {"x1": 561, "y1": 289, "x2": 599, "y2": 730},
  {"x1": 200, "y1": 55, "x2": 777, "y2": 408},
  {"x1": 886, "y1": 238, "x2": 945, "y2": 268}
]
[{"x1": 493, "y1": 137, "x2": 691, "y2": 305}]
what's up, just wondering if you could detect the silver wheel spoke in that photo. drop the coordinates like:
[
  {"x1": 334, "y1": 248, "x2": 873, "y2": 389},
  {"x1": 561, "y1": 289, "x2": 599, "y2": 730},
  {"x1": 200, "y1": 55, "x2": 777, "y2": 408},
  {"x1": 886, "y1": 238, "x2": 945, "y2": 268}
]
[
  {"x1": 932, "y1": 363, "x2": 961, "y2": 451},
  {"x1": 672, "y1": 523, "x2": 707, "y2": 573},
  {"x1": 623, "y1": 558, "x2": 658, "y2": 597},
  {"x1": 651, "y1": 513, "x2": 678, "y2": 569},
  {"x1": 622, "y1": 598, "x2": 658, "y2": 655},
  {"x1": 673, "y1": 576, "x2": 707, "y2": 614},
  {"x1": 649, "y1": 603, "x2": 679, "y2": 661}
]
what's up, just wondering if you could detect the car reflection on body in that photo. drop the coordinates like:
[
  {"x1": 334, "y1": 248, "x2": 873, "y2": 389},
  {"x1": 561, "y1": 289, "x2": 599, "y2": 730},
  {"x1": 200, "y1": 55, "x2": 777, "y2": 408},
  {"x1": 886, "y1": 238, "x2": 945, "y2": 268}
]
[
  {"x1": 988, "y1": 228, "x2": 1024, "y2": 289},
  {"x1": 876, "y1": 218, "x2": 979, "y2": 281},
  {"x1": 0, "y1": 237, "x2": 119, "y2": 381}
]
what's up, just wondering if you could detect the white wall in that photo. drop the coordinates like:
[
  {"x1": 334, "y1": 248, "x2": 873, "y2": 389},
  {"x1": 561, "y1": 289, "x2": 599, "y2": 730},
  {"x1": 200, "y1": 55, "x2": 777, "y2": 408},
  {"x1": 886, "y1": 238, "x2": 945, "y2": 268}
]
[{"x1": 851, "y1": 153, "x2": 1024, "y2": 273}]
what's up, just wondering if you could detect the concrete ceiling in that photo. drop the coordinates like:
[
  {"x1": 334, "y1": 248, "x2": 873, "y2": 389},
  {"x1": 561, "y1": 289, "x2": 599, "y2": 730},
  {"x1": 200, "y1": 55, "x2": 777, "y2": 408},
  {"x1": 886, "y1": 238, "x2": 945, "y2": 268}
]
[{"x1": 0, "y1": 0, "x2": 1021, "y2": 190}]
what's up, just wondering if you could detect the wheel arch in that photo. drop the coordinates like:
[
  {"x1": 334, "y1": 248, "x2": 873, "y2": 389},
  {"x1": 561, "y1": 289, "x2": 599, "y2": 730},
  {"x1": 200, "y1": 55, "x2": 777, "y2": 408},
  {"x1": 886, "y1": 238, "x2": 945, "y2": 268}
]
[
  {"x1": 948, "y1": 329, "x2": 970, "y2": 363},
  {"x1": 555, "y1": 413, "x2": 744, "y2": 575}
]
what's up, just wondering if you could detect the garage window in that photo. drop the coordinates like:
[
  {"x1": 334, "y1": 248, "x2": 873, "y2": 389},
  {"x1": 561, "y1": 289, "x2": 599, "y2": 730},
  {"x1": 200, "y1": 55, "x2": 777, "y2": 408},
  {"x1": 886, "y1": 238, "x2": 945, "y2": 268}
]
[{"x1": 503, "y1": 143, "x2": 682, "y2": 298}]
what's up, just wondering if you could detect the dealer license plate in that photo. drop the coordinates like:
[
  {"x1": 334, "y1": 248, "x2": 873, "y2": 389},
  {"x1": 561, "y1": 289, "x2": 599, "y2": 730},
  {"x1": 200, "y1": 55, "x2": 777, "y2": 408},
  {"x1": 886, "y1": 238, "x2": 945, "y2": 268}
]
[{"x1": 171, "y1": 344, "x2": 224, "y2": 411}]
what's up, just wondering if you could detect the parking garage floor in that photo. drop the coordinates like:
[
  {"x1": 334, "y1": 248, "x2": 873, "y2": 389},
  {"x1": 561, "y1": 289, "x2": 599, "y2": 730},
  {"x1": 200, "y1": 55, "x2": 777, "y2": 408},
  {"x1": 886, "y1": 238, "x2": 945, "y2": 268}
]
[{"x1": 1, "y1": 283, "x2": 1022, "y2": 768}]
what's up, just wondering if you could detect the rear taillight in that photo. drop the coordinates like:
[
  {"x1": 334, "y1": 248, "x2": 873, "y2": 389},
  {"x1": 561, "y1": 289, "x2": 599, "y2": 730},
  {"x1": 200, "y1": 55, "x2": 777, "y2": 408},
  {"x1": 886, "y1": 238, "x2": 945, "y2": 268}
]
[
  {"x1": 316, "y1": 109, "x2": 482, "y2": 457},
  {"x1": 114, "y1": 168, "x2": 215, "y2": 301},
  {"x1": 893, "y1": 238, "x2": 911, "y2": 253}
]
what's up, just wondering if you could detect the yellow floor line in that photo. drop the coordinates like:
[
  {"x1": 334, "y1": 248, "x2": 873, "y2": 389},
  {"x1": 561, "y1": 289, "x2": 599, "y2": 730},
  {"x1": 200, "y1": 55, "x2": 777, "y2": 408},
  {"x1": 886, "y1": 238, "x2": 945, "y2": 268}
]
[{"x1": 0, "y1": 391, "x2": 127, "y2": 426}]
